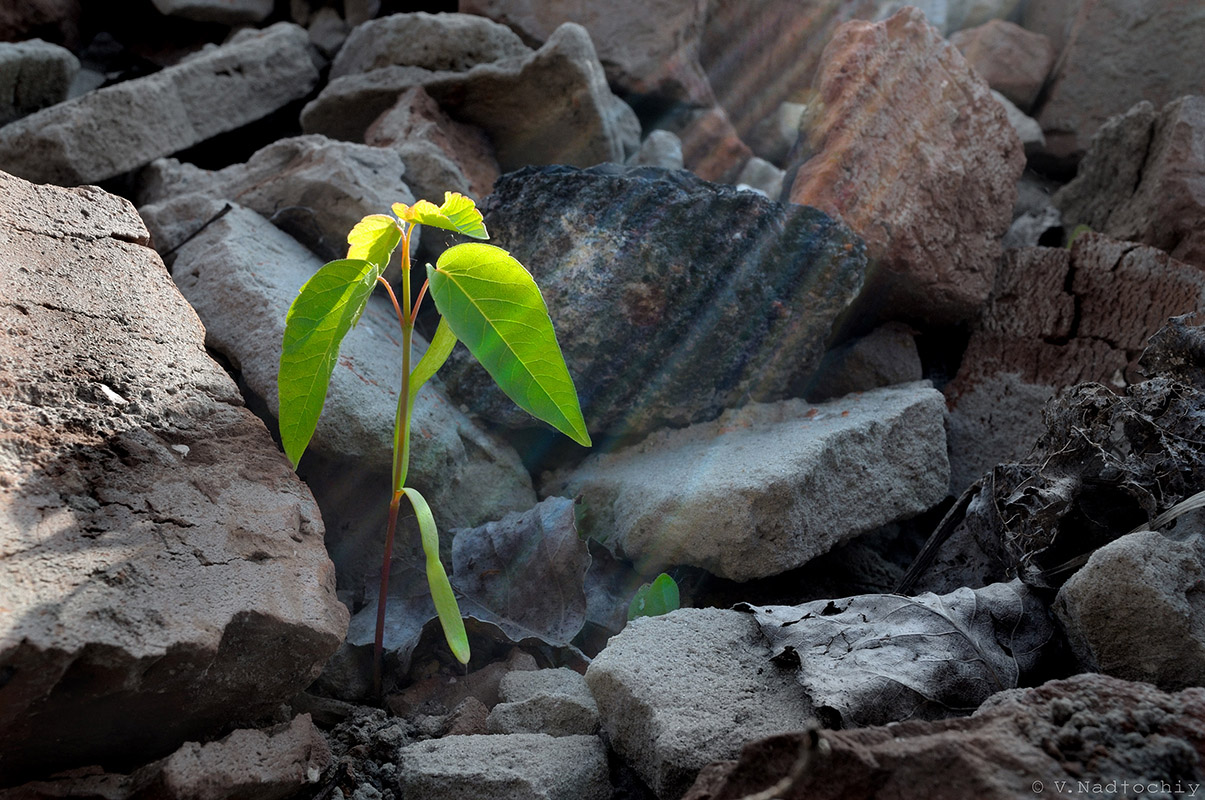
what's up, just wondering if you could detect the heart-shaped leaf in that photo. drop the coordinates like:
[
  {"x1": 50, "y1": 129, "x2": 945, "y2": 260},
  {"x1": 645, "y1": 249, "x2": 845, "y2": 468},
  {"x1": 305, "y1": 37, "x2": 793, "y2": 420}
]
[
  {"x1": 393, "y1": 192, "x2": 488, "y2": 240},
  {"x1": 346, "y1": 213, "x2": 402, "y2": 268},
  {"x1": 278, "y1": 258, "x2": 381, "y2": 467},
  {"x1": 428, "y1": 242, "x2": 590, "y2": 447}
]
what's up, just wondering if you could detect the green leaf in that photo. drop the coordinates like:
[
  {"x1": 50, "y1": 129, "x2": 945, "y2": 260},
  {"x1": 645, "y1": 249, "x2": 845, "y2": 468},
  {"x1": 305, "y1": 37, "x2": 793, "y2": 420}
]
[
  {"x1": 393, "y1": 192, "x2": 489, "y2": 240},
  {"x1": 408, "y1": 316, "x2": 458, "y2": 411},
  {"x1": 628, "y1": 573, "x2": 680, "y2": 621},
  {"x1": 347, "y1": 214, "x2": 401, "y2": 268},
  {"x1": 403, "y1": 487, "x2": 470, "y2": 664},
  {"x1": 278, "y1": 258, "x2": 381, "y2": 468},
  {"x1": 429, "y1": 242, "x2": 591, "y2": 447}
]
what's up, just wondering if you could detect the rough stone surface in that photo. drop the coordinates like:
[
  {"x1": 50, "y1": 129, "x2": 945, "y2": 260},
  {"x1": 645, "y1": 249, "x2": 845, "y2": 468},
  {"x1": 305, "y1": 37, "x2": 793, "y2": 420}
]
[
  {"x1": 0, "y1": 23, "x2": 317, "y2": 186},
  {"x1": 586, "y1": 608, "x2": 813, "y2": 800},
  {"x1": 683, "y1": 673, "x2": 1205, "y2": 800},
  {"x1": 745, "y1": 101, "x2": 806, "y2": 167},
  {"x1": 460, "y1": 0, "x2": 713, "y2": 108},
  {"x1": 1055, "y1": 96, "x2": 1205, "y2": 269},
  {"x1": 303, "y1": 22, "x2": 640, "y2": 171},
  {"x1": 398, "y1": 734, "x2": 610, "y2": 800},
  {"x1": 138, "y1": 134, "x2": 413, "y2": 263},
  {"x1": 330, "y1": 11, "x2": 530, "y2": 79},
  {"x1": 944, "y1": 235, "x2": 1205, "y2": 493},
  {"x1": 439, "y1": 165, "x2": 866, "y2": 444},
  {"x1": 949, "y1": 19, "x2": 1056, "y2": 110},
  {"x1": 487, "y1": 668, "x2": 600, "y2": 736},
  {"x1": 545, "y1": 383, "x2": 948, "y2": 581},
  {"x1": 1037, "y1": 0, "x2": 1205, "y2": 162},
  {"x1": 787, "y1": 7, "x2": 1025, "y2": 326},
  {"x1": 993, "y1": 90, "x2": 1045, "y2": 153},
  {"x1": 137, "y1": 197, "x2": 536, "y2": 591},
  {"x1": 0, "y1": 0, "x2": 79, "y2": 48},
  {"x1": 150, "y1": 0, "x2": 274, "y2": 24},
  {"x1": 735, "y1": 156, "x2": 783, "y2": 198},
  {"x1": 0, "y1": 172, "x2": 347, "y2": 784},
  {"x1": 8, "y1": 714, "x2": 331, "y2": 799},
  {"x1": 364, "y1": 86, "x2": 500, "y2": 201},
  {"x1": 0, "y1": 39, "x2": 79, "y2": 125},
  {"x1": 628, "y1": 129, "x2": 684, "y2": 170},
  {"x1": 674, "y1": 105, "x2": 752, "y2": 184},
  {"x1": 1056, "y1": 530, "x2": 1205, "y2": 690},
  {"x1": 804, "y1": 322, "x2": 922, "y2": 402}
]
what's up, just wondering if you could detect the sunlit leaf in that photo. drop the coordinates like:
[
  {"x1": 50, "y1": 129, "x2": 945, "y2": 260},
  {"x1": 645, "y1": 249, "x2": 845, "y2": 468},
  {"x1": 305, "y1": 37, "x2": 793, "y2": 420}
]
[
  {"x1": 393, "y1": 192, "x2": 488, "y2": 240},
  {"x1": 278, "y1": 258, "x2": 380, "y2": 468},
  {"x1": 404, "y1": 487, "x2": 470, "y2": 664},
  {"x1": 428, "y1": 242, "x2": 590, "y2": 447},
  {"x1": 347, "y1": 213, "x2": 401, "y2": 268},
  {"x1": 408, "y1": 316, "x2": 458, "y2": 411}
]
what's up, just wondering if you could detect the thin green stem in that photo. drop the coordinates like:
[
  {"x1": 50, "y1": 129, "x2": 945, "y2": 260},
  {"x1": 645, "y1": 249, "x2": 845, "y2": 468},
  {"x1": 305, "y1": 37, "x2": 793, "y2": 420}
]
[
  {"x1": 410, "y1": 278, "x2": 430, "y2": 324},
  {"x1": 376, "y1": 223, "x2": 416, "y2": 696}
]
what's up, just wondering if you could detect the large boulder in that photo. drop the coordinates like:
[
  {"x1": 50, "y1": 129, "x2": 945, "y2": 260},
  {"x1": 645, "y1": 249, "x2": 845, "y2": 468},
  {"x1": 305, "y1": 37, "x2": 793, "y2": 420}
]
[
  {"x1": 438, "y1": 164, "x2": 867, "y2": 444},
  {"x1": 0, "y1": 23, "x2": 318, "y2": 186},
  {"x1": 545, "y1": 383, "x2": 948, "y2": 581},
  {"x1": 1036, "y1": 0, "x2": 1205, "y2": 163},
  {"x1": 1055, "y1": 96, "x2": 1205, "y2": 269},
  {"x1": 302, "y1": 20, "x2": 640, "y2": 171},
  {"x1": 786, "y1": 6, "x2": 1025, "y2": 326},
  {"x1": 0, "y1": 172, "x2": 348, "y2": 784},
  {"x1": 138, "y1": 196, "x2": 537, "y2": 592}
]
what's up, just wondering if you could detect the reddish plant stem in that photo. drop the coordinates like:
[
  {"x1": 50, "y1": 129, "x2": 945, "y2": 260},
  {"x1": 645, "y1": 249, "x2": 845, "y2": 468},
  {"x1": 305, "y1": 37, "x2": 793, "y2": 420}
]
[
  {"x1": 377, "y1": 276, "x2": 406, "y2": 330},
  {"x1": 373, "y1": 491, "x2": 403, "y2": 696}
]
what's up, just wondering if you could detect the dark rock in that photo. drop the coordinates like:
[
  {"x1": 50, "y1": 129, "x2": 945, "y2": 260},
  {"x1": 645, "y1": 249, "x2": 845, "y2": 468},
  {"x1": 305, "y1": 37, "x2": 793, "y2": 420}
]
[{"x1": 439, "y1": 164, "x2": 866, "y2": 444}]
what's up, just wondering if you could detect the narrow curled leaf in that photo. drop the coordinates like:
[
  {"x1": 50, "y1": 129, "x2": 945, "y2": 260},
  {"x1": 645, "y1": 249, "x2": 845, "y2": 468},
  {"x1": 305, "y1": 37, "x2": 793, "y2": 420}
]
[
  {"x1": 403, "y1": 487, "x2": 470, "y2": 664},
  {"x1": 408, "y1": 316, "x2": 458, "y2": 411},
  {"x1": 278, "y1": 258, "x2": 380, "y2": 468},
  {"x1": 347, "y1": 214, "x2": 402, "y2": 268},
  {"x1": 428, "y1": 242, "x2": 591, "y2": 446},
  {"x1": 628, "y1": 573, "x2": 681, "y2": 620},
  {"x1": 393, "y1": 192, "x2": 488, "y2": 240}
]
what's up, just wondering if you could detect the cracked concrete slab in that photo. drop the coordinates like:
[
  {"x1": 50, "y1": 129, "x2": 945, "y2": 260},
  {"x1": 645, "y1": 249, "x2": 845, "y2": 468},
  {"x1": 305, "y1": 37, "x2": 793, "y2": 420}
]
[{"x1": 944, "y1": 232, "x2": 1205, "y2": 492}]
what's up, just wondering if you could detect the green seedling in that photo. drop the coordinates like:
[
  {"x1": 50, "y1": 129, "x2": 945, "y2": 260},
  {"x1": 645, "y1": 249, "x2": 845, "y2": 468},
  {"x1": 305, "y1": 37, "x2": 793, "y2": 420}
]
[
  {"x1": 278, "y1": 193, "x2": 590, "y2": 691},
  {"x1": 628, "y1": 573, "x2": 681, "y2": 620}
]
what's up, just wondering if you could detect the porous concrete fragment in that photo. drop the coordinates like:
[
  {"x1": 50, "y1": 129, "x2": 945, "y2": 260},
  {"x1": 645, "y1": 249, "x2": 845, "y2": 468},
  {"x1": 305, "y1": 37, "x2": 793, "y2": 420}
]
[
  {"x1": 398, "y1": 734, "x2": 610, "y2": 800},
  {"x1": 330, "y1": 11, "x2": 530, "y2": 79},
  {"x1": 137, "y1": 197, "x2": 536, "y2": 591},
  {"x1": 1055, "y1": 530, "x2": 1205, "y2": 690},
  {"x1": 1055, "y1": 96, "x2": 1205, "y2": 269},
  {"x1": 0, "y1": 38, "x2": 79, "y2": 125},
  {"x1": 1037, "y1": 0, "x2": 1205, "y2": 161},
  {"x1": 586, "y1": 608, "x2": 812, "y2": 800},
  {"x1": 302, "y1": 23, "x2": 640, "y2": 171},
  {"x1": 460, "y1": 0, "x2": 713, "y2": 108},
  {"x1": 150, "y1": 0, "x2": 274, "y2": 24},
  {"x1": 0, "y1": 22, "x2": 318, "y2": 185},
  {"x1": 0, "y1": 171, "x2": 347, "y2": 784},
  {"x1": 138, "y1": 134, "x2": 413, "y2": 262},
  {"x1": 488, "y1": 668, "x2": 600, "y2": 736},
  {"x1": 546, "y1": 383, "x2": 948, "y2": 581},
  {"x1": 787, "y1": 6, "x2": 1025, "y2": 325}
]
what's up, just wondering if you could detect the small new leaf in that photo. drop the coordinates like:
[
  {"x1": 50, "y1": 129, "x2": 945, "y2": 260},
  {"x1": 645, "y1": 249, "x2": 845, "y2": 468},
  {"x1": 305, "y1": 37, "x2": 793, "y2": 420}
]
[
  {"x1": 278, "y1": 258, "x2": 381, "y2": 468},
  {"x1": 628, "y1": 573, "x2": 680, "y2": 620},
  {"x1": 393, "y1": 192, "x2": 488, "y2": 240},
  {"x1": 428, "y1": 242, "x2": 591, "y2": 447},
  {"x1": 404, "y1": 487, "x2": 470, "y2": 664},
  {"x1": 347, "y1": 214, "x2": 401, "y2": 268}
]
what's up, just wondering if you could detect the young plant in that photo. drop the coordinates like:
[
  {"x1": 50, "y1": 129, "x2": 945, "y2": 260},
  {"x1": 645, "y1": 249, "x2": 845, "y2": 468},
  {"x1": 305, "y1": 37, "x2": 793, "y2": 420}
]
[
  {"x1": 277, "y1": 193, "x2": 590, "y2": 691},
  {"x1": 628, "y1": 573, "x2": 681, "y2": 621}
]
